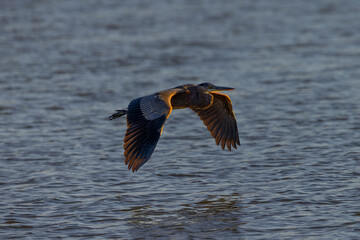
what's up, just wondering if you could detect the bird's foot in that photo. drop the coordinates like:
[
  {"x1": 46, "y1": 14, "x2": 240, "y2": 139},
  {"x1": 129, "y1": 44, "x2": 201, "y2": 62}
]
[{"x1": 109, "y1": 110, "x2": 127, "y2": 120}]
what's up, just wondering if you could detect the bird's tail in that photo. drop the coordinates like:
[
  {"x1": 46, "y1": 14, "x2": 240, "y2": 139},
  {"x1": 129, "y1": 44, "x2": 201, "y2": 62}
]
[{"x1": 109, "y1": 110, "x2": 127, "y2": 120}]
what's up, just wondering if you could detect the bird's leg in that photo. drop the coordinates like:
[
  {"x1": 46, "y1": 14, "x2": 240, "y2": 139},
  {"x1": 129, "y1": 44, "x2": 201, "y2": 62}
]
[{"x1": 109, "y1": 110, "x2": 127, "y2": 120}]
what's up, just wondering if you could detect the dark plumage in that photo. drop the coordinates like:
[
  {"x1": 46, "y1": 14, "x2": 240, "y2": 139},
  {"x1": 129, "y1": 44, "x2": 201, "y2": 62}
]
[{"x1": 109, "y1": 83, "x2": 240, "y2": 172}]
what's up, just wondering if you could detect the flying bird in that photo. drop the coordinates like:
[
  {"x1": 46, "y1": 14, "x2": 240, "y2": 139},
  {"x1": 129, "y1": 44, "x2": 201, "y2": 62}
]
[{"x1": 109, "y1": 83, "x2": 240, "y2": 172}]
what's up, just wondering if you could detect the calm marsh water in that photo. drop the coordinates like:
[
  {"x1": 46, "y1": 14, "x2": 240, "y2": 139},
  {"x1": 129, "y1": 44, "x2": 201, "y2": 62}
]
[{"x1": 1, "y1": 0, "x2": 360, "y2": 239}]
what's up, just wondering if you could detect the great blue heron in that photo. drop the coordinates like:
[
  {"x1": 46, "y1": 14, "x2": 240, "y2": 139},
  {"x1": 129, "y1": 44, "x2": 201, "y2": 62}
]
[{"x1": 109, "y1": 83, "x2": 240, "y2": 172}]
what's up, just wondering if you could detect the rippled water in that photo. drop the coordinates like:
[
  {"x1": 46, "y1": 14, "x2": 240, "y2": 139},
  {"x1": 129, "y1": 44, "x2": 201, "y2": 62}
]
[{"x1": 1, "y1": 0, "x2": 360, "y2": 239}]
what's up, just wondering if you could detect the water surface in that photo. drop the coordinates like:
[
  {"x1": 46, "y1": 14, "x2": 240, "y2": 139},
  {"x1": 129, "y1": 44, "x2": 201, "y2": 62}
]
[{"x1": 1, "y1": 0, "x2": 360, "y2": 239}]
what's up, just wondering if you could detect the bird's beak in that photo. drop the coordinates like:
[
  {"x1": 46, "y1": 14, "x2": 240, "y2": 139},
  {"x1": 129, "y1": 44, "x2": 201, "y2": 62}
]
[{"x1": 209, "y1": 86, "x2": 235, "y2": 92}]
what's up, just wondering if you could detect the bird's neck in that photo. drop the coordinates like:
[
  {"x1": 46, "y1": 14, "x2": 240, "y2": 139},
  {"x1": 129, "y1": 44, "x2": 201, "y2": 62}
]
[{"x1": 190, "y1": 89, "x2": 213, "y2": 109}]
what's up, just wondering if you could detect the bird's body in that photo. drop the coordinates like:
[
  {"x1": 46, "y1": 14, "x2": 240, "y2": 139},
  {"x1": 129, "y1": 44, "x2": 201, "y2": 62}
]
[{"x1": 109, "y1": 83, "x2": 240, "y2": 172}]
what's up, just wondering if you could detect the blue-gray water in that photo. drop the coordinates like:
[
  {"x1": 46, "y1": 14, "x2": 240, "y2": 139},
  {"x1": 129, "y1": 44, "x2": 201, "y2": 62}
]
[{"x1": 1, "y1": 0, "x2": 360, "y2": 239}]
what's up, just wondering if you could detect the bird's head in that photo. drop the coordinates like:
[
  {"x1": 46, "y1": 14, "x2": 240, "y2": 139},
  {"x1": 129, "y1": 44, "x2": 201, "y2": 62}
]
[{"x1": 197, "y1": 82, "x2": 234, "y2": 92}]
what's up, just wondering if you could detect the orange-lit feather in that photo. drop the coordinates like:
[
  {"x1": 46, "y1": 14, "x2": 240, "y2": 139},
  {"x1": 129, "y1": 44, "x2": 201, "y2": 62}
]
[{"x1": 191, "y1": 92, "x2": 240, "y2": 151}]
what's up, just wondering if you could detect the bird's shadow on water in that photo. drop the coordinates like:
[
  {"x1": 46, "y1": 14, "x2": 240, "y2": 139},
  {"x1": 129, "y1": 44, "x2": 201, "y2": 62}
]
[{"x1": 122, "y1": 192, "x2": 243, "y2": 239}]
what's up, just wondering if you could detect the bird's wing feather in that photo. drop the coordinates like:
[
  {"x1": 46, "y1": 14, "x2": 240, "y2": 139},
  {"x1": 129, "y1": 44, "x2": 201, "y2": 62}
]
[
  {"x1": 124, "y1": 88, "x2": 182, "y2": 171},
  {"x1": 191, "y1": 92, "x2": 240, "y2": 150}
]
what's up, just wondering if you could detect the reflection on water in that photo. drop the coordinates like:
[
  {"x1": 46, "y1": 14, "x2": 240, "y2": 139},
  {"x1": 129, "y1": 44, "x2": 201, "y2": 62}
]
[
  {"x1": 1, "y1": 0, "x2": 360, "y2": 239},
  {"x1": 126, "y1": 193, "x2": 242, "y2": 239}
]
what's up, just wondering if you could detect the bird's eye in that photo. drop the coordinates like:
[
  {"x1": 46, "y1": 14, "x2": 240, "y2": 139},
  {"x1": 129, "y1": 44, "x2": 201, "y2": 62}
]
[{"x1": 199, "y1": 82, "x2": 213, "y2": 88}]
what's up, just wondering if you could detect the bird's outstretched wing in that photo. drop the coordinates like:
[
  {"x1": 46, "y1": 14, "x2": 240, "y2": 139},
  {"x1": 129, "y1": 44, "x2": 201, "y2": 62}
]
[
  {"x1": 191, "y1": 92, "x2": 240, "y2": 150},
  {"x1": 124, "y1": 89, "x2": 182, "y2": 171}
]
